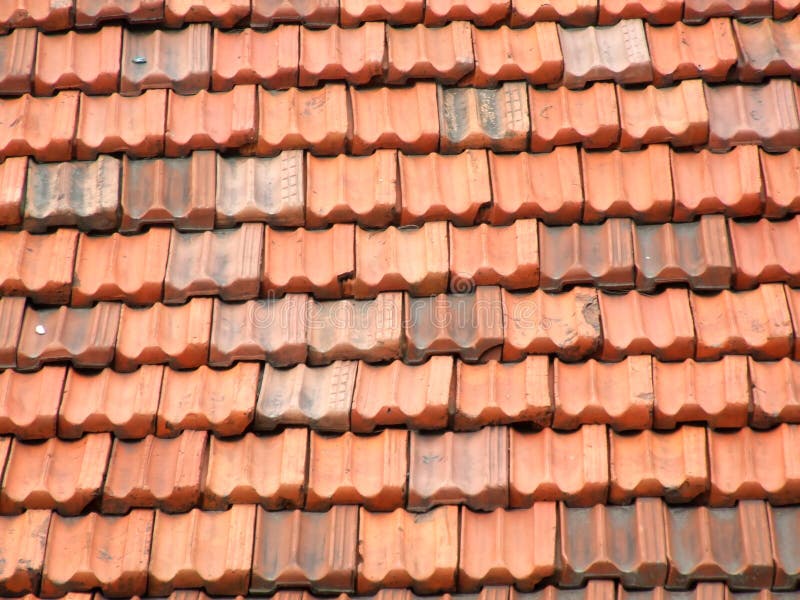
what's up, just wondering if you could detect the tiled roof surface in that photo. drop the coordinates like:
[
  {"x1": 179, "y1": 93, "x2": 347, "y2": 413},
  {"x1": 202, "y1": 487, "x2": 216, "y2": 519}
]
[{"x1": 1, "y1": 1, "x2": 800, "y2": 600}]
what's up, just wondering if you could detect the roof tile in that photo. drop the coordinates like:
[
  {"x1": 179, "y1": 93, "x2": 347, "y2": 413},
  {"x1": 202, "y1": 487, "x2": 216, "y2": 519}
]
[
  {"x1": 599, "y1": 288, "x2": 695, "y2": 361},
  {"x1": 121, "y1": 24, "x2": 211, "y2": 95},
  {"x1": 510, "y1": 426, "x2": 609, "y2": 506},
  {"x1": 528, "y1": 83, "x2": 620, "y2": 152},
  {"x1": 148, "y1": 505, "x2": 255, "y2": 595},
  {"x1": 357, "y1": 506, "x2": 459, "y2": 594},
  {"x1": 158, "y1": 363, "x2": 258, "y2": 437},
  {"x1": 350, "y1": 83, "x2": 439, "y2": 155},
  {"x1": 59, "y1": 365, "x2": 163, "y2": 439},
  {"x1": 73, "y1": 229, "x2": 170, "y2": 306},
  {"x1": 597, "y1": 0, "x2": 682, "y2": 22},
  {"x1": 683, "y1": 0, "x2": 770, "y2": 21},
  {"x1": 307, "y1": 429, "x2": 407, "y2": 511},
  {"x1": 300, "y1": 23, "x2": 385, "y2": 86},
  {"x1": 730, "y1": 217, "x2": 800, "y2": 289},
  {"x1": 502, "y1": 287, "x2": 601, "y2": 362},
  {"x1": 408, "y1": 426, "x2": 508, "y2": 511},
  {"x1": 749, "y1": 357, "x2": 800, "y2": 428},
  {"x1": 487, "y1": 147, "x2": 583, "y2": 225},
  {"x1": 459, "y1": 505, "x2": 557, "y2": 591},
  {"x1": 340, "y1": 0, "x2": 423, "y2": 24},
  {"x1": 0, "y1": 366, "x2": 65, "y2": 439},
  {"x1": 510, "y1": 0, "x2": 597, "y2": 25},
  {"x1": 202, "y1": 429, "x2": 308, "y2": 510},
  {"x1": 251, "y1": 0, "x2": 338, "y2": 26},
  {"x1": 74, "y1": 0, "x2": 164, "y2": 27},
  {"x1": 0, "y1": 92, "x2": 78, "y2": 162},
  {"x1": 251, "y1": 506, "x2": 358, "y2": 593},
  {"x1": 0, "y1": 229, "x2": 77, "y2": 304},
  {"x1": 645, "y1": 20, "x2": 737, "y2": 86},
  {"x1": 35, "y1": 27, "x2": 121, "y2": 95},
  {"x1": 425, "y1": 0, "x2": 509, "y2": 23},
  {"x1": 209, "y1": 296, "x2": 309, "y2": 367},
  {"x1": 164, "y1": 0, "x2": 250, "y2": 26},
  {"x1": 0, "y1": 28, "x2": 36, "y2": 95},
  {"x1": 653, "y1": 356, "x2": 750, "y2": 429},
  {"x1": 769, "y1": 505, "x2": 800, "y2": 589},
  {"x1": 121, "y1": 152, "x2": 216, "y2": 232},
  {"x1": 0, "y1": 156, "x2": 26, "y2": 226},
  {"x1": 351, "y1": 357, "x2": 452, "y2": 432},
  {"x1": 103, "y1": 431, "x2": 207, "y2": 513},
  {"x1": 255, "y1": 361, "x2": 356, "y2": 432},
  {"x1": 734, "y1": 19, "x2": 800, "y2": 82},
  {"x1": 212, "y1": 27, "x2": 299, "y2": 91},
  {"x1": 761, "y1": 148, "x2": 800, "y2": 218},
  {"x1": 386, "y1": 23, "x2": 473, "y2": 84},
  {"x1": 620, "y1": 583, "x2": 725, "y2": 600},
  {"x1": 0, "y1": 296, "x2": 24, "y2": 369},
  {"x1": 0, "y1": 0, "x2": 72, "y2": 32},
  {"x1": 775, "y1": 0, "x2": 800, "y2": 16},
  {"x1": 0, "y1": 509, "x2": 50, "y2": 595},
  {"x1": 553, "y1": 356, "x2": 654, "y2": 430},
  {"x1": 41, "y1": 510, "x2": 153, "y2": 597},
  {"x1": 786, "y1": 286, "x2": 800, "y2": 359}
]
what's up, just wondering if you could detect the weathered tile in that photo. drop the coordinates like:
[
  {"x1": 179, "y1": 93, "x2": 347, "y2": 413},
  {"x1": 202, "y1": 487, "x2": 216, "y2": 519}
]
[
  {"x1": 386, "y1": 23, "x2": 473, "y2": 84},
  {"x1": 0, "y1": 509, "x2": 51, "y2": 595},
  {"x1": 0, "y1": 28, "x2": 36, "y2": 95},
  {"x1": 729, "y1": 217, "x2": 800, "y2": 289},
  {"x1": 0, "y1": 156, "x2": 26, "y2": 226},
  {"x1": 0, "y1": 229, "x2": 78, "y2": 304},
  {"x1": 425, "y1": 0, "x2": 509, "y2": 23},
  {"x1": 0, "y1": 1, "x2": 72, "y2": 34},
  {"x1": 74, "y1": 0, "x2": 164, "y2": 27},
  {"x1": 35, "y1": 27, "x2": 121, "y2": 95},
  {"x1": 750, "y1": 358, "x2": 800, "y2": 428},
  {"x1": 510, "y1": 0, "x2": 597, "y2": 25},
  {"x1": 0, "y1": 366, "x2": 65, "y2": 439},
  {"x1": 761, "y1": 148, "x2": 800, "y2": 218},
  {"x1": 300, "y1": 23, "x2": 385, "y2": 86},
  {"x1": 164, "y1": 0, "x2": 250, "y2": 26},
  {"x1": 0, "y1": 296, "x2": 24, "y2": 369},
  {"x1": 212, "y1": 27, "x2": 299, "y2": 91},
  {"x1": 733, "y1": 19, "x2": 798, "y2": 83},
  {"x1": 0, "y1": 88, "x2": 78, "y2": 162},
  {"x1": 251, "y1": 0, "x2": 338, "y2": 26},
  {"x1": 684, "y1": 0, "x2": 770, "y2": 21},
  {"x1": 597, "y1": 0, "x2": 681, "y2": 22}
]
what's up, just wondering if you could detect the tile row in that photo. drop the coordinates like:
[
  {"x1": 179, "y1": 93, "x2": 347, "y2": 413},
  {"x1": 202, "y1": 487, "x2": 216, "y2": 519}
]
[
  {"x1": 4, "y1": 355, "x2": 800, "y2": 439},
  {"x1": 1, "y1": 0, "x2": 795, "y2": 30},
  {"x1": 2, "y1": 423, "x2": 800, "y2": 515},
  {"x1": 4, "y1": 79, "x2": 800, "y2": 162},
  {"x1": 4, "y1": 500, "x2": 800, "y2": 596},
  {"x1": 3, "y1": 144, "x2": 800, "y2": 234},
  {"x1": 2, "y1": 19, "x2": 799, "y2": 97}
]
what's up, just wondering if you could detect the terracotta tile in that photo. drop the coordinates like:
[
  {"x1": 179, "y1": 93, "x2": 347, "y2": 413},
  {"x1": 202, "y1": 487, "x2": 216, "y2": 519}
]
[
  {"x1": 598, "y1": 0, "x2": 681, "y2": 22},
  {"x1": 733, "y1": 19, "x2": 799, "y2": 82},
  {"x1": 203, "y1": 429, "x2": 307, "y2": 510},
  {"x1": 73, "y1": 229, "x2": 170, "y2": 306},
  {"x1": 730, "y1": 217, "x2": 800, "y2": 289},
  {"x1": 466, "y1": 24, "x2": 562, "y2": 87},
  {"x1": 42, "y1": 510, "x2": 153, "y2": 597},
  {"x1": 653, "y1": 356, "x2": 750, "y2": 429},
  {"x1": 164, "y1": 224, "x2": 263, "y2": 303},
  {"x1": 1, "y1": 434, "x2": 110, "y2": 514},
  {"x1": 251, "y1": 0, "x2": 338, "y2": 26},
  {"x1": 59, "y1": 365, "x2": 163, "y2": 439},
  {"x1": 769, "y1": 505, "x2": 800, "y2": 589},
  {"x1": 121, "y1": 151, "x2": 216, "y2": 232},
  {"x1": 439, "y1": 83, "x2": 529, "y2": 153},
  {"x1": 300, "y1": 23, "x2": 384, "y2": 86},
  {"x1": 74, "y1": 0, "x2": 164, "y2": 27},
  {"x1": 671, "y1": 146, "x2": 763, "y2": 221},
  {"x1": 158, "y1": 363, "x2": 259, "y2": 437},
  {"x1": 684, "y1": 0, "x2": 770, "y2": 21},
  {"x1": 620, "y1": 583, "x2": 726, "y2": 600},
  {"x1": 599, "y1": 288, "x2": 695, "y2": 361},
  {"x1": 353, "y1": 222, "x2": 447, "y2": 298},
  {"x1": 209, "y1": 296, "x2": 309, "y2": 367},
  {"x1": 539, "y1": 219, "x2": 634, "y2": 291},
  {"x1": 35, "y1": 27, "x2": 121, "y2": 95},
  {"x1": 0, "y1": 0, "x2": 73, "y2": 31},
  {"x1": 149, "y1": 505, "x2": 255, "y2": 595},
  {"x1": 510, "y1": 426, "x2": 608, "y2": 507},
  {"x1": 761, "y1": 148, "x2": 800, "y2": 218},
  {"x1": 408, "y1": 426, "x2": 508, "y2": 510},
  {"x1": 264, "y1": 224, "x2": 354, "y2": 298},
  {"x1": 0, "y1": 28, "x2": 36, "y2": 95},
  {"x1": 357, "y1": 506, "x2": 458, "y2": 594},
  {"x1": 0, "y1": 156, "x2": 26, "y2": 226},
  {"x1": 386, "y1": 23, "x2": 472, "y2": 84},
  {"x1": 749, "y1": 357, "x2": 800, "y2": 428},
  {"x1": 0, "y1": 296, "x2": 24, "y2": 369},
  {"x1": 351, "y1": 356, "x2": 452, "y2": 432},
  {"x1": 553, "y1": 356, "x2": 654, "y2": 430},
  {"x1": 775, "y1": 0, "x2": 800, "y2": 16},
  {"x1": 103, "y1": 431, "x2": 207, "y2": 514},
  {"x1": 510, "y1": 0, "x2": 597, "y2": 25},
  {"x1": 216, "y1": 152, "x2": 305, "y2": 228},
  {"x1": 617, "y1": 79, "x2": 709, "y2": 150},
  {"x1": 0, "y1": 367, "x2": 65, "y2": 439},
  {"x1": 166, "y1": 86, "x2": 256, "y2": 157},
  {"x1": 256, "y1": 361, "x2": 356, "y2": 432},
  {"x1": 0, "y1": 92, "x2": 78, "y2": 162},
  {"x1": 787, "y1": 286, "x2": 800, "y2": 359},
  {"x1": 691, "y1": 285, "x2": 793, "y2": 360},
  {"x1": 528, "y1": 83, "x2": 620, "y2": 152},
  {"x1": 115, "y1": 299, "x2": 212, "y2": 371},
  {"x1": 307, "y1": 430, "x2": 407, "y2": 511},
  {"x1": 502, "y1": 287, "x2": 601, "y2": 362},
  {"x1": 459, "y1": 505, "x2": 557, "y2": 591},
  {"x1": 0, "y1": 229, "x2": 77, "y2": 304},
  {"x1": 341, "y1": 0, "x2": 422, "y2": 23},
  {"x1": 306, "y1": 151, "x2": 398, "y2": 228},
  {"x1": 706, "y1": 80, "x2": 800, "y2": 152},
  {"x1": 350, "y1": 83, "x2": 438, "y2": 155},
  {"x1": 0, "y1": 509, "x2": 50, "y2": 595},
  {"x1": 121, "y1": 25, "x2": 210, "y2": 95},
  {"x1": 645, "y1": 20, "x2": 737, "y2": 87},
  {"x1": 251, "y1": 506, "x2": 358, "y2": 593},
  {"x1": 633, "y1": 215, "x2": 733, "y2": 291},
  {"x1": 487, "y1": 147, "x2": 583, "y2": 226},
  {"x1": 664, "y1": 500, "x2": 773, "y2": 589},
  {"x1": 581, "y1": 146, "x2": 673, "y2": 223},
  {"x1": 559, "y1": 498, "x2": 667, "y2": 587},
  {"x1": 164, "y1": 0, "x2": 250, "y2": 26},
  {"x1": 17, "y1": 303, "x2": 120, "y2": 371},
  {"x1": 307, "y1": 293, "x2": 402, "y2": 365},
  {"x1": 212, "y1": 27, "x2": 298, "y2": 91}
]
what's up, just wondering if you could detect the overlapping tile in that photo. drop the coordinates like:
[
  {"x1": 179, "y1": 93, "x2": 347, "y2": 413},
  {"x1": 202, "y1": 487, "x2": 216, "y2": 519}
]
[
  {"x1": 0, "y1": 367, "x2": 65, "y2": 439},
  {"x1": 0, "y1": 509, "x2": 50, "y2": 595},
  {"x1": 598, "y1": 0, "x2": 682, "y2": 23},
  {"x1": 0, "y1": 27, "x2": 35, "y2": 95},
  {"x1": 300, "y1": 23, "x2": 384, "y2": 86},
  {"x1": 467, "y1": 24, "x2": 562, "y2": 86},
  {"x1": 251, "y1": 0, "x2": 338, "y2": 27},
  {"x1": 212, "y1": 27, "x2": 299, "y2": 91},
  {"x1": 729, "y1": 217, "x2": 800, "y2": 289},
  {"x1": 761, "y1": 149, "x2": 800, "y2": 218},
  {"x1": 387, "y1": 23, "x2": 473, "y2": 84},
  {"x1": 425, "y1": 0, "x2": 509, "y2": 24},
  {"x1": 683, "y1": 0, "x2": 770, "y2": 22},
  {"x1": 0, "y1": 1, "x2": 71, "y2": 36},
  {"x1": 749, "y1": 358, "x2": 800, "y2": 428},
  {"x1": 34, "y1": 27, "x2": 120, "y2": 95},
  {"x1": 164, "y1": 0, "x2": 250, "y2": 27},
  {"x1": 0, "y1": 296, "x2": 24, "y2": 369},
  {"x1": 341, "y1": 0, "x2": 423, "y2": 23},
  {"x1": 0, "y1": 229, "x2": 77, "y2": 304},
  {"x1": 0, "y1": 92, "x2": 78, "y2": 161},
  {"x1": 510, "y1": 0, "x2": 597, "y2": 25},
  {"x1": 0, "y1": 156, "x2": 25, "y2": 226},
  {"x1": 74, "y1": 0, "x2": 164, "y2": 27}
]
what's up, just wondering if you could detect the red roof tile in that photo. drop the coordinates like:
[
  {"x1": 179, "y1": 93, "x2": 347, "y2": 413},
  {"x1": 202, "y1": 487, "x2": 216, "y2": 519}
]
[
  {"x1": 683, "y1": 0, "x2": 770, "y2": 21},
  {"x1": 164, "y1": 0, "x2": 250, "y2": 26},
  {"x1": 769, "y1": 505, "x2": 800, "y2": 589},
  {"x1": 0, "y1": 92, "x2": 78, "y2": 162},
  {"x1": 775, "y1": 0, "x2": 800, "y2": 16},
  {"x1": 212, "y1": 26, "x2": 299, "y2": 91},
  {"x1": 0, "y1": 367, "x2": 65, "y2": 439},
  {"x1": 340, "y1": 0, "x2": 423, "y2": 24},
  {"x1": 0, "y1": 229, "x2": 77, "y2": 304},
  {"x1": 786, "y1": 286, "x2": 800, "y2": 359},
  {"x1": 510, "y1": 0, "x2": 597, "y2": 25},
  {"x1": 300, "y1": 23, "x2": 384, "y2": 86},
  {"x1": 0, "y1": 156, "x2": 26, "y2": 227},
  {"x1": 251, "y1": 0, "x2": 338, "y2": 26},
  {"x1": 761, "y1": 148, "x2": 800, "y2": 218},
  {"x1": 749, "y1": 357, "x2": 800, "y2": 428},
  {"x1": 729, "y1": 217, "x2": 800, "y2": 289},
  {"x1": 733, "y1": 19, "x2": 800, "y2": 82},
  {"x1": 598, "y1": 0, "x2": 681, "y2": 23},
  {"x1": 0, "y1": 509, "x2": 50, "y2": 595},
  {"x1": 74, "y1": 0, "x2": 164, "y2": 27},
  {"x1": 0, "y1": 28, "x2": 35, "y2": 95},
  {"x1": 35, "y1": 27, "x2": 120, "y2": 96},
  {"x1": 386, "y1": 23, "x2": 473, "y2": 84},
  {"x1": 0, "y1": 0, "x2": 72, "y2": 32},
  {"x1": 0, "y1": 296, "x2": 23, "y2": 369},
  {"x1": 425, "y1": 0, "x2": 509, "y2": 24}
]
